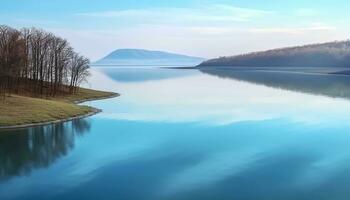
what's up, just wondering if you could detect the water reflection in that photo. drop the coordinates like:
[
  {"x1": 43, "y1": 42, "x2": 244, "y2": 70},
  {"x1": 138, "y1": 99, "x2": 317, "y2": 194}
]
[
  {"x1": 0, "y1": 119, "x2": 91, "y2": 182},
  {"x1": 99, "y1": 67, "x2": 197, "y2": 82},
  {"x1": 88, "y1": 68, "x2": 350, "y2": 126},
  {"x1": 2, "y1": 68, "x2": 350, "y2": 200},
  {"x1": 201, "y1": 68, "x2": 350, "y2": 99}
]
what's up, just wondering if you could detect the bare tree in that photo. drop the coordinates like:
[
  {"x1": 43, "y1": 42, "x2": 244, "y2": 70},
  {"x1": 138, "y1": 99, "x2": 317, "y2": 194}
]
[
  {"x1": 0, "y1": 25, "x2": 25, "y2": 98},
  {"x1": 0, "y1": 25, "x2": 91, "y2": 100},
  {"x1": 69, "y1": 53, "x2": 90, "y2": 93}
]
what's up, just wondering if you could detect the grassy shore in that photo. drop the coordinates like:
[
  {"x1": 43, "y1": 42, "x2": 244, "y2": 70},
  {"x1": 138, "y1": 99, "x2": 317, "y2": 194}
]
[{"x1": 0, "y1": 88, "x2": 118, "y2": 128}]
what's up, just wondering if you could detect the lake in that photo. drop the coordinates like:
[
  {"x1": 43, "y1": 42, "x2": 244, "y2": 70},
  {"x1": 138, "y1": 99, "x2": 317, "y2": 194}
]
[{"x1": 1, "y1": 67, "x2": 350, "y2": 200}]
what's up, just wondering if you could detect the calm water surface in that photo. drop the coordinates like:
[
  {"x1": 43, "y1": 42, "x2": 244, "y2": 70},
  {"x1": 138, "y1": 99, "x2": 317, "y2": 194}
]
[{"x1": 1, "y1": 67, "x2": 350, "y2": 200}]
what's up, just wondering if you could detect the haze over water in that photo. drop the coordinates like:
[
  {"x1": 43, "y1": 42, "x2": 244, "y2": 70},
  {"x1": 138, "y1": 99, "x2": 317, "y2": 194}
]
[{"x1": 1, "y1": 68, "x2": 350, "y2": 200}]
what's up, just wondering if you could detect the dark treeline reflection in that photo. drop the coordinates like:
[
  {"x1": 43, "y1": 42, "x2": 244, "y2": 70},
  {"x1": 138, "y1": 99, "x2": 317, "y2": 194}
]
[
  {"x1": 201, "y1": 68, "x2": 350, "y2": 99},
  {"x1": 0, "y1": 119, "x2": 91, "y2": 181}
]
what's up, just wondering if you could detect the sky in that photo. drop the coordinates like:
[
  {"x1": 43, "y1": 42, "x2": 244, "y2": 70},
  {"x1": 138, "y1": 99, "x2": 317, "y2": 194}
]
[{"x1": 1, "y1": 0, "x2": 350, "y2": 61}]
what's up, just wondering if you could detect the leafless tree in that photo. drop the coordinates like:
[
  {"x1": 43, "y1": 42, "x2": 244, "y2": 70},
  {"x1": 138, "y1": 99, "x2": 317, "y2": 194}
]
[
  {"x1": 0, "y1": 25, "x2": 90, "y2": 100},
  {"x1": 69, "y1": 53, "x2": 90, "y2": 93}
]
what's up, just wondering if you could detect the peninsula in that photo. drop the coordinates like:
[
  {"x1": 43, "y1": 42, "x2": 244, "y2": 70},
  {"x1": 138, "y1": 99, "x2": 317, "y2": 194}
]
[
  {"x1": 0, "y1": 88, "x2": 118, "y2": 129},
  {"x1": 0, "y1": 25, "x2": 118, "y2": 129}
]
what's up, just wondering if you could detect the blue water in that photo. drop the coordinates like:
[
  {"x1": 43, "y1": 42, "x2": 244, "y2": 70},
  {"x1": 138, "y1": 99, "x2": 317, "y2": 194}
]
[{"x1": 1, "y1": 68, "x2": 350, "y2": 200}]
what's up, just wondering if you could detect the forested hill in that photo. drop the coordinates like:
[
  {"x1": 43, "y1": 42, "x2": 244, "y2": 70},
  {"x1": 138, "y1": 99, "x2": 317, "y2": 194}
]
[
  {"x1": 94, "y1": 49, "x2": 205, "y2": 66},
  {"x1": 198, "y1": 41, "x2": 350, "y2": 68}
]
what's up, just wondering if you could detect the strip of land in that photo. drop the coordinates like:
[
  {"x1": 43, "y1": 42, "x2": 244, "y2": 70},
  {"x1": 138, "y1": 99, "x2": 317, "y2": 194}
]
[{"x1": 0, "y1": 88, "x2": 119, "y2": 130}]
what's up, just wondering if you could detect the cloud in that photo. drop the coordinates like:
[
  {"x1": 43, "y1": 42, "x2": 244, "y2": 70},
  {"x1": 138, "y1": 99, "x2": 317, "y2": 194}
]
[
  {"x1": 52, "y1": 4, "x2": 348, "y2": 61},
  {"x1": 76, "y1": 4, "x2": 273, "y2": 25},
  {"x1": 50, "y1": 21, "x2": 344, "y2": 61},
  {"x1": 250, "y1": 23, "x2": 336, "y2": 34},
  {"x1": 295, "y1": 8, "x2": 320, "y2": 17}
]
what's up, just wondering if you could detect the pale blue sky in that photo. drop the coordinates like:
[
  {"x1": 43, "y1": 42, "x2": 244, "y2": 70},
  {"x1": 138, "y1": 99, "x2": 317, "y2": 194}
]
[{"x1": 1, "y1": 0, "x2": 350, "y2": 60}]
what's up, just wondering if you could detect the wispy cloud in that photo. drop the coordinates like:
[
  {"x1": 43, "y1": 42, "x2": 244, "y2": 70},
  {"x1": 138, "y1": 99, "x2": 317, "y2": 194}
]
[
  {"x1": 250, "y1": 23, "x2": 336, "y2": 34},
  {"x1": 57, "y1": 4, "x2": 348, "y2": 60},
  {"x1": 295, "y1": 8, "x2": 320, "y2": 17},
  {"x1": 76, "y1": 4, "x2": 273, "y2": 25}
]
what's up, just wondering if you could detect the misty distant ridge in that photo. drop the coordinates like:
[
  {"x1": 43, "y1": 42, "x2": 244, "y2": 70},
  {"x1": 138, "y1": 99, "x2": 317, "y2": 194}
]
[
  {"x1": 95, "y1": 49, "x2": 205, "y2": 66},
  {"x1": 198, "y1": 41, "x2": 350, "y2": 68}
]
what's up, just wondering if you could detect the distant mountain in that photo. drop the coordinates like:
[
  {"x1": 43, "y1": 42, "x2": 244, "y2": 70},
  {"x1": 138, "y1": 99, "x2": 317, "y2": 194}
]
[
  {"x1": 198, "y1": 41, "x2": 350, "y2": 68},
  {"x1": 94, "y1": 49, "x2": 205, "y2": 66}
]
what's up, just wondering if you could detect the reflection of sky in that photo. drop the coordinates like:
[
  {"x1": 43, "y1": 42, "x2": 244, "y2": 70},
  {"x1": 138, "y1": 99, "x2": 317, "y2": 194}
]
[
  {"x1": 88, "y1": 68, "x2": 350, "y2": 126},
  {"x1": 2, "y1": 68, "x2": 350, "y2": 199}
]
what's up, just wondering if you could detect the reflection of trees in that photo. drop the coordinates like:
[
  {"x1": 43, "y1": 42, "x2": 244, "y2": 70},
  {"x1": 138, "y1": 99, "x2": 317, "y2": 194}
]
[
  {"x1": 0, "y1": 119, "x2": 91, "y2": 181},
  {"x1": 201, "y1": 69, "x2": 350, "y2": 99},
  {"x1": 72, "y1": 118, "x2": 91, "y2": 136}
]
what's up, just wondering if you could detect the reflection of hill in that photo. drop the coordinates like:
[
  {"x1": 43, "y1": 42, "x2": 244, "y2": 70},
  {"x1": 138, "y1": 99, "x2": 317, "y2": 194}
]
[
  {"x1": 200, "y1": 68, "x2": 350, "y2": 99},
  {"x1": 0, "y1": 119, "x2": 91, "y2": 181},
  {"x1": 101, "y1": 68, "x2": 198, "y2": 82}
]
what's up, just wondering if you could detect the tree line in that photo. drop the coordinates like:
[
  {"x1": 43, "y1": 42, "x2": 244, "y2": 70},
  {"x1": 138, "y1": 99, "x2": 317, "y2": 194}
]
[
  {"x1": 0, "y1": 25, "x2": 90, "y2": 99},
  {"x1": 198, "y1": 40, "x2": 350, "y2": 68}
]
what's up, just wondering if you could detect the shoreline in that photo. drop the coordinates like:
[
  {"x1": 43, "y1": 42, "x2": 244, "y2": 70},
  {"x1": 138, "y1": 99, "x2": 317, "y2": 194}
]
[
  {"x1": 73, "y1": 93, "x2": 120, "y2": 104},
  {"x1": 0, "y1": 93, "x2": 120, "y2": 131}
]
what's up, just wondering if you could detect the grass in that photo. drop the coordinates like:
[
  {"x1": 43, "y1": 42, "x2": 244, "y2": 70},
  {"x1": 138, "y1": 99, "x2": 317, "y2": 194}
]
[
  {"x1": 0, "y1": 88, "x2": 118, "y2": 127},
  {"x1": 52, "y1": 88, "x2": 117, "y2": 103}
]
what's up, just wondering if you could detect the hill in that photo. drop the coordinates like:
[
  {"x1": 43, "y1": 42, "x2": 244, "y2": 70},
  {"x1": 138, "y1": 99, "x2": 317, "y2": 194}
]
[
  {"x1": 198, "y1": 41, "x2": 350, "y2": 68},
  {"x1": 94, "y1": 49, "x2": 205, "y2": 66}
]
